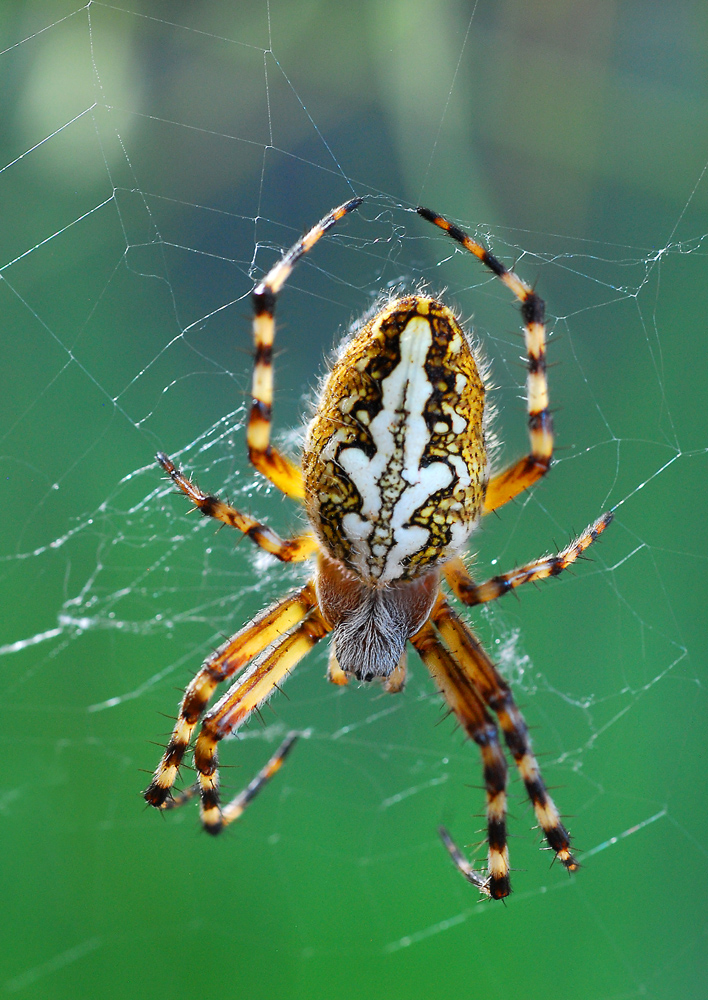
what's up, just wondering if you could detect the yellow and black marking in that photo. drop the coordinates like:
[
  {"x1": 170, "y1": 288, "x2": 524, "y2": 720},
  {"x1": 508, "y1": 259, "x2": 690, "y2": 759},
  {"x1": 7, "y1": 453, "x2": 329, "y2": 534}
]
[
  {"x1": 417, "y1": 206, "x2": 553, "y2": 515},
  {"x1": 248, "y1": 198, "x2": 364, "y2": 500},
  {"x1": 444, "y1": 511, "x2": 613, "y2": 606},
  {"x1": 144, "y1": 199, "x2": 611, "y2": 897},
  {"x1": 220, "y1": 732, "x2": 300, "y2": 825},
  {"x1": 143, "y1": 584, "x2": 317, "y2": 808},
  {"x1": 156, "y1": 452, "x2": 318, "y2": 562},
  {"x1": 431, "y1": 599, "x2": 577, "y2": 873},
  {"x1": 192, "y1": 609, "x2": 330, "y2": 834},
  {"x1": 304, "y1": 295, "x2": 486, "y2": 581},
  {"x1": 407, "y1": 300, "x2": 487, "y2": 575},
  {"x1": 412, "y1": 622, "x2": 511, "y2": 899},
  {"x1": 161, "y1": 732, "x2": 299, "y2": 822},
  {"x1": 494, "y1": 695, "x2": 577, "y2": 871}
]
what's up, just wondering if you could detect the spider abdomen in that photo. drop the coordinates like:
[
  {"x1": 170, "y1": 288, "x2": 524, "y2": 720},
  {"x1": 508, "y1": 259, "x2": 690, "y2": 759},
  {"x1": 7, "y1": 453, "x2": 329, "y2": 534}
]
[{"x1": 304, "y1": 296, "x2": 487, "y2": 585}]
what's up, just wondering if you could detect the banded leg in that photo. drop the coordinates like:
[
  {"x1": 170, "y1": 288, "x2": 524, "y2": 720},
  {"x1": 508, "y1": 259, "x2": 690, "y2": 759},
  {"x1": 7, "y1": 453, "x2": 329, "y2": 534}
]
[
  {"x1": 416, "y1": 207, "x2": 553, "y2": 514},
  {"x1": 249, "y1": 197, "x2": 364, "y2": 499},
  {"x1": 157, "y1": 451, "x2": 318, "y2": 562},
  {"x1": 162, "y1": 732, "x2": 300, "y2": 825},
  {"x1": 432, "y1": 600, "x2": 578, "y2": 873},
  {"x1": 444, "y1": 511, "x2": 613, "y2": 607},
  {"x1": 143, "y1": 583, "x2": 317, "y2": 807},
  {"x1": 411, "y1": 622, "x2": 510, "y2": 899},
  {"x1": 194, "y1": 609, "x2": 331, "y2": 834}
]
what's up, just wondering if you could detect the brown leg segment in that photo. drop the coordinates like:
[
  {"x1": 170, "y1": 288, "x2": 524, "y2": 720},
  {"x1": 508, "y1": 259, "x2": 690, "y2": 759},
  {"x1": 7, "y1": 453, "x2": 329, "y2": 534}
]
[
  {"x1": 411, "y1": 622, "x2": 510, "y2": 899},
  {"x1": 248, "y1": 198, "x2": 364, "y2": 499},
  {"x1": 143, "y1": 583, "x2": 317, "y2": 808},
  {"x1": 383, "y1": 652, "x2": 408, "y2": 694},
  {"x1": 157, "y1": 451, "x2": 318, "y2": 561},
  {"x1": 194, "y1": 609, "x2": 331, "y2": 834},
  {"x1": 163, "y1": 732, "x2": 300, "y2": 827},
  {"x1": 431, "y1": 600, "x2": 578, "y2": 873},
  {"x1": 326, "y1": 646, "x2": 349, "y2": 686},
  {"x1": 416, "y1": 207, "x2": 553, "y2": 514},
  {"x1": 444, "y1": 511, "x2": 613, "y2": 606}
]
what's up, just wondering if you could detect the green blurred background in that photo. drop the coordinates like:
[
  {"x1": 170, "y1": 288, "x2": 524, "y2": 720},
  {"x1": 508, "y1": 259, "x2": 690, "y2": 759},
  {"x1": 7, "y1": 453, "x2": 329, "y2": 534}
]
[{"x1": 1, "y1": 2, "x2": 707, "y2": 997}]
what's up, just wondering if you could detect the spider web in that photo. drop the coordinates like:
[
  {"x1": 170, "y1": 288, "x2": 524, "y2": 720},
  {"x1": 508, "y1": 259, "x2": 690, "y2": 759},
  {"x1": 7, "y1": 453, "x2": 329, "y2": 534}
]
[{"x1": 1, "y1": 3, "x2": 706, "y2": 998}]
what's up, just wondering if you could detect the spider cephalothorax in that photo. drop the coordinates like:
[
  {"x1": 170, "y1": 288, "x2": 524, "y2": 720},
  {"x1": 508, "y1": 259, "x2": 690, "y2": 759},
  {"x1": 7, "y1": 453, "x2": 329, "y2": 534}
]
[{"x1": 143, "y1": 199, "x2": 612, "y2": 899}]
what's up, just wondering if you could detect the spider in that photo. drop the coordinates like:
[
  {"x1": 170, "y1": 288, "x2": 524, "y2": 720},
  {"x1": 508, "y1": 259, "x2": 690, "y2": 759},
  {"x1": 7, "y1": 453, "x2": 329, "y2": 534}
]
[{"x1": 143, "y1": 198, "x2": 612, "y2": 899}]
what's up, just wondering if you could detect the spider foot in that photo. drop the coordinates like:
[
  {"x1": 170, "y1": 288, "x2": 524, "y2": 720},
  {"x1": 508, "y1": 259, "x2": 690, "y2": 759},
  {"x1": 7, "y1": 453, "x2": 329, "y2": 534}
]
[
  {"x1": 143, "y1": 777, "x2": 175, "y2": 809},
  {"x1": 143, "y1": 727, "x2": 193, "y2": 808},
  {"x1": 539, "y1": 813, "x2": 579, "y2": 871},
  {"x1": 555, "y1": 846, "x2": 580, "y2": 872},
  {"x1": 439, "y1": 826, "x2": 508, "y2": 899}
]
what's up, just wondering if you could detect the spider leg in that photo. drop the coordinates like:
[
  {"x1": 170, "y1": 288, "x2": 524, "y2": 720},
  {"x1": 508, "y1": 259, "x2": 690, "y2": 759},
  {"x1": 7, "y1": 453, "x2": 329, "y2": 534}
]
[
  {"x1": 438, "y1": 825, "x2": 490, "y2": 893},
  {"x1": 193, "y1": 608, "x2": 331, "y2": 834},
  {"x1": 143, "y1": 583, "x2": 317, "y2": 808},
  {"x1": 249, "y1": 197, "x2": 364, "y2": 499},
  {"x1": 220, "y1": 731, "x2": 300, "y2": 825},
  {"x1": 326, "y1": 646, "x2": 349, "y2": 686},
  {"x1": 156, "y1": 451, "x2": 318, "y2": 562},
  {"x1": 431, "y1": 599, "x2": 578, "y2": 873},
  {"x1": 416, "y1": 207, "x2": 552, "y2": 514},
  {"x1": 444, "y1": 511, "x2": 613, "y2": 606},
  {"x1": 411, "y1": 621, "x2": 509, "y2": 899},
  {"x1": 384, "y1": 652, "x2": 408, "y2": 694},
  {"x1": 162, "y1": 731, "x2": 300, "y2": 826}
]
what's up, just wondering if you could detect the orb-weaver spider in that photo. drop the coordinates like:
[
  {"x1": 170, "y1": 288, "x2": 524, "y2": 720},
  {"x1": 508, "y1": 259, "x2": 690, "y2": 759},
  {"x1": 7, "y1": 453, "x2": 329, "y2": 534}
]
[{"x1": 143, "y1": 199, "x2": 611, "y2": 898}]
